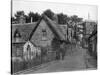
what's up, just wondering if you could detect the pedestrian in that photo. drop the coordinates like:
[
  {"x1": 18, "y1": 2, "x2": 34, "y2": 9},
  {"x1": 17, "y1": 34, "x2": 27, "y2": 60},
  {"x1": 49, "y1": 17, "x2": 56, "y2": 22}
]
[{"x1": 60, "y1": 42, "x2": 66, "y2": 60}]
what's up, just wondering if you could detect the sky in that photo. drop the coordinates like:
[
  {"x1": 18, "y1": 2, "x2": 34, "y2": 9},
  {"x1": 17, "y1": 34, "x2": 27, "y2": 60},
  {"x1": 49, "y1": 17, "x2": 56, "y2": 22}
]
[{"x1": 12, "y1": 0, "x2": 98, "y2": 21}]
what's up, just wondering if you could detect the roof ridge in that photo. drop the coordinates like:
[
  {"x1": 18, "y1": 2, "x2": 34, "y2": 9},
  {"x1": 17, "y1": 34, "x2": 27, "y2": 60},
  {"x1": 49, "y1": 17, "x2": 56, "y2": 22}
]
[
  {"x1": 43, "y1": 15, "x2": 65, "y2": 40},
  {"x1": 12, "y1": 22, "x2": 37, "y2": 26},
  {"x1": 28, "y1": 14, "x2": 65, "y2": 41},
  {"x1": 28, "y1": 17, "x2": 43, "y2": 40}
]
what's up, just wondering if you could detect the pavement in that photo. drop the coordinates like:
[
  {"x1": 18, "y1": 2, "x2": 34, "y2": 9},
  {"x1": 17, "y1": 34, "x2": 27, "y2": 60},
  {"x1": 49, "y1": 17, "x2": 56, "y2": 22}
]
[{"x1": 19, "y1": 44, "x2": 97, "y2": 74}]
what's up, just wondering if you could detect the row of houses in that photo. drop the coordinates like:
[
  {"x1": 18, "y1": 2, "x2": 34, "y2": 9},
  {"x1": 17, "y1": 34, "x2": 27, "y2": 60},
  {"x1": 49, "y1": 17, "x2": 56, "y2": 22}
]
[
  {"x1": 88, "y1": 30, "x2": 97, "y2": 59},
  {"x1": 11, "y1": 14, "x2": 75, "y2": 61},
  {"x1": 12, "y1": 13, "x2": 97, "y2": 61},
  {"x1": 78, "y1": 21, "x2": 97, "y2": 59}
]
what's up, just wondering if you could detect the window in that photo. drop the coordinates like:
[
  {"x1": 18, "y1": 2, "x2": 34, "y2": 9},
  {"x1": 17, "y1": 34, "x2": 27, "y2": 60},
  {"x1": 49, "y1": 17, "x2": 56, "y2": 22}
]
[
  {"x1": 14, "y1": 29, "x2": 21, "y2": 42},
  {"x1": 14, "y1": 29, "x2": 21, "y2": 38},
  {"x1": 41, "y1": 29, "x2": 47, "y2": 41},
  {"x1": 27, "y1": 45, "x2": 31, "y2": 51},
  {"x1": 42, "y1": 29, "x2": 47, "y2": 37}
]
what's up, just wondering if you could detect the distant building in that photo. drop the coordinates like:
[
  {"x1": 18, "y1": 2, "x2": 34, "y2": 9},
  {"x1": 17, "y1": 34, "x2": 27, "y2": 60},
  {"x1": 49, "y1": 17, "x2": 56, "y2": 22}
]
[
  {"x1": 82, "y1": 21, "x2": 97, "y2": 48},
  {"x1": 59, "y1": 24, "x2": 75, "y2": 43},
  {"x1": 88, "y1": 30, "x2": 97, "y2": 59},
  {"x1": 76, "y1": 20, "x2": 97, "y2": 48},
  {"x1": 59, "y1": 25, "x2": 67, "y2": 40},
  {"x1": 85, "y1": 21, "x2": 97, "y2": 35},
  {"x1": 67, "y1": 26, "x2": 74, "y2": 43},
  {"x1": 75, "y1": 22, "x2": 86, "y2": 45}
]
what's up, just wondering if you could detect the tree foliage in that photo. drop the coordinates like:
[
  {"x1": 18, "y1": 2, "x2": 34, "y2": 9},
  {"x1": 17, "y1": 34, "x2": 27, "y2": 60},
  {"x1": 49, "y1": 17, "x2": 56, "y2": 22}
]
[
  {"x1": 25, "y1": 12, "x2": 41, "y2": 23},
  {"x1": 11, "y1": 16, "x2": 17, "y2": 24},
  {"x1": 12, "y1": 10, "x2": 83, "y2": 24},
  {"x1": 43, "y1": 9, "x2": 54, "y2": 20},
  {"x1": 29, "y1": 12, "x2": 41, "y2": 22},
  {"x1": 70, "y1": 15, "x2": 83, "y2": 23},
  {"x1": 57, "y1": 13, "x2": 70, "y2": 24},
  {"x1": 14, "y1": 11, "x2": 25, "y2": 21},
  {"x1": 12, "y1": 11, "x2": 41, "y2": 24},
  {"x1": 11, "y1": 16, "x2": 16, "y2": 22}
]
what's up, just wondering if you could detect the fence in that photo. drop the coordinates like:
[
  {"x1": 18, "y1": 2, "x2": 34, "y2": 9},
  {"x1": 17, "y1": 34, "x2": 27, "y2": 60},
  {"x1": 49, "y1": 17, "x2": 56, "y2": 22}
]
[{"x1": 11, "y1": 51, "x2": 56, "y2": 74}]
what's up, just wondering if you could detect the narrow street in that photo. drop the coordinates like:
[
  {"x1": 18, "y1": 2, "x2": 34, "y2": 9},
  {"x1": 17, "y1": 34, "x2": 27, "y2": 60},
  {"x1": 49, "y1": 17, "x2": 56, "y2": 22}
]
[{"x1": 21, "y1": 44, "x2": 96, "y2": 74}]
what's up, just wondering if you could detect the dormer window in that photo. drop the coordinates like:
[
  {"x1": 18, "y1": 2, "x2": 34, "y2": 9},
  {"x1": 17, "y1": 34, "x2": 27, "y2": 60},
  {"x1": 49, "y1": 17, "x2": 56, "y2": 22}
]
[
  {"x1": 14, "y1": 29, "x2": 21, "y2": 37},
  {"x1": 14, "y1": 29, "x2": 21, "y2": 42}
]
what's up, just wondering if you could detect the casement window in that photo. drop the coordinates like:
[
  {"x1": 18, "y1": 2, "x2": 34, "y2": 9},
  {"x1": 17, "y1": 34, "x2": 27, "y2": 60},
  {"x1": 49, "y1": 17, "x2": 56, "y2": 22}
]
[
  {"x1": 42, "y1": 29, "x2": 47, "y2": 41},
  {"x1": 42, "y1": 29, "x2": 47, "y2": 36},
  {"x1": 14, "y1": 29, "x2": 21, "y2": 38}
]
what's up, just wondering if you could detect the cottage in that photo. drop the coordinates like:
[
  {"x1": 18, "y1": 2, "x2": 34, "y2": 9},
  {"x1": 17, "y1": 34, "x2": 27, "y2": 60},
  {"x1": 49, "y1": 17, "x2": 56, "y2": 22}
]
[
  {"x1": 12, "y1": 22, "x2": 37, "y2": 61},
  {"x1": 12, "y1": 15, "x2": 66, "y2": 60},
  {"x1": 85, "y1": 21, "x2": 97, "y2": 35}
]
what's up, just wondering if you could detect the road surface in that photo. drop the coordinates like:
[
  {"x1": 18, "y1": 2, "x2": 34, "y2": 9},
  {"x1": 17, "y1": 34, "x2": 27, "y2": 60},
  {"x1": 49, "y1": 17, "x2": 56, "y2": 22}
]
[{"x1": 21, "y1": 44, "x2": 96, "y2": 74}]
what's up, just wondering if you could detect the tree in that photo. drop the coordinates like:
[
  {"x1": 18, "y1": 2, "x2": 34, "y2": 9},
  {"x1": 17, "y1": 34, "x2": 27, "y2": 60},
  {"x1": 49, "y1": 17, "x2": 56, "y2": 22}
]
[
  {"x1": 11, "y1": 16, "x2": 15, "y2": 22},
  {"x1": 70, "y1": 15, "x2": 83, "y2": 23},
  {"x1": 67, "y1": 15, "x2": 83, "y2": 28},
  {"x1": 43, "y1": 9, "x2": 54, "y2": 20},
  {"x1": 14, "y1": 11, "x2": 25, "y2": 21},
  {"x1": 33, "y1": 13, "x2": 41, "y2": 22},
  {"x1": 24, "y1": 15, "x2": 29, "y2": 23},
  {"x1": 11, "y1": 16, "x2": 18, "y2": 24},
  {"x1": 57, "y1": 13, "x2": 70, "y2": 24},
  {"x1": 28, "y1": 12, "x2": 41, "y2": 23}
]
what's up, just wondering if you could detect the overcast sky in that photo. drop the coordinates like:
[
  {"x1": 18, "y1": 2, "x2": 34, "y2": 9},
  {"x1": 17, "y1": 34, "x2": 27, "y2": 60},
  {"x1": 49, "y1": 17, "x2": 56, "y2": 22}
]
[{"x1": 12, "y1": 0, "x2": 98, "y2": 21}]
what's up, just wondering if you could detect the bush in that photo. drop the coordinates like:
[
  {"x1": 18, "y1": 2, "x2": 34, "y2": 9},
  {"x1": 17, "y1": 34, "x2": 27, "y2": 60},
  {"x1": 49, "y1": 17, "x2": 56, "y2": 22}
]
[
  {"x1": 12, "y1": 47, "x2": 57, "y2": 74},
  {"x1": 12, "y1": 61, "x2": 25, "y2": 73}
]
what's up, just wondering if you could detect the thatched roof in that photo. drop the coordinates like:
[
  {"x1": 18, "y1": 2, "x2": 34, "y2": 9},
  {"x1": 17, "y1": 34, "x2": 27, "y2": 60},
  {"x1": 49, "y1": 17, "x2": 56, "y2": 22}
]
[
  {"x1": 59, "y1": 25, "x2": 67, "y2": 35},
  {"x1": 43, "y1": 15, "x2": 65, "y2": 40},
  {"x1": 12, "y1": 15, "x2": 66, "y2": 43},
  {"x1": 29, "y1": 15, "x2": 65, "y2": 41},
  {"x1": 12, "y1": 22, "x2": 37, "y2": 43}
]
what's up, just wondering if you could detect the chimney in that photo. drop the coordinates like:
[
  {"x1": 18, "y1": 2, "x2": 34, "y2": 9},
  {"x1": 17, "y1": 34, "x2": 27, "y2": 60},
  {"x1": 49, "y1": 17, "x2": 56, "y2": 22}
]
[{"x1": 31, "y1": 17, "x2": 33, "y2": 23}]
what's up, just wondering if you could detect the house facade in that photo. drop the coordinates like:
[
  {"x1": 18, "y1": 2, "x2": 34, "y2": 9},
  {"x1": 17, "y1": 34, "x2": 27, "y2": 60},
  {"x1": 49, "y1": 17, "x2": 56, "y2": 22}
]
[
  {"x1": 30, "y1": 19, "x2": 54, "y2": 47},
  {"x1": 88, "y1": 30, "x2": 97, "y2": 59},
  {"x1": 12, "y1": 15, "x2": 66, "y2": 60}
]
